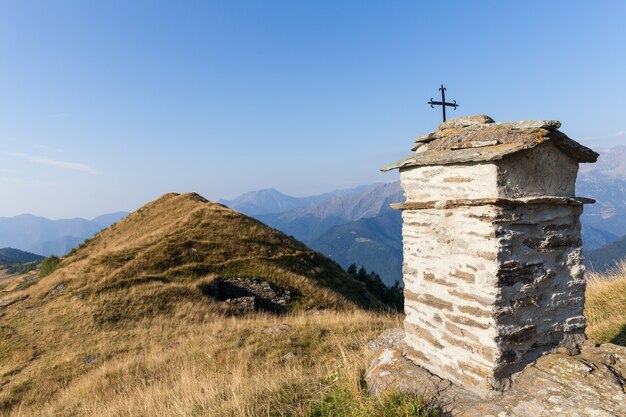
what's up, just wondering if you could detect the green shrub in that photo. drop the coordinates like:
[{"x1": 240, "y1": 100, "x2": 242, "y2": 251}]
[
  {"x1": 347, "y1": 264, "x2": 404, "y2": 311},
  {"x1": 67, "y1": 237, "x2": 92, "y2": 257},
  {"x1": 39, "y1": 256, "x2": 61, "y2": 278}
]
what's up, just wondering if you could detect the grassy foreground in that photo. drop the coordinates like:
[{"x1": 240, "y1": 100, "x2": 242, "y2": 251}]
[
  {"x1": 0, "y1": 193, "x2": 428, "y2": 416},
  {"x1": 4, "y1": 265, "x2": 624, "y2": 417},
  {"x1": 3, "y1": 311, "x2": 439, "y2": 417},
  {"x1": 585, "y1": 261, "x2": 626, "y2": 345}
]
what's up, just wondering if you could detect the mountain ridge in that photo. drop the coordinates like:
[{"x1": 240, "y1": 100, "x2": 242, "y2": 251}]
[
  {"x1": 220, "y1": 184, "x2": 379, "y2": 216},
  {"x1": 308, "y1": 210, "x2": 403, "y2": 285},
  {"x1": 256, "y1": 182, "x2": 403, "y2": 242},
  {"x1": 585, "y1": 235, "x2": 626, "y2": 273}
]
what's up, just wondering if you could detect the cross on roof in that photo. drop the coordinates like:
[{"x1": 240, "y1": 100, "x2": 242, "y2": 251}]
[{"x1": 428, "y1": 84, "x2": 459, "y2": 122}]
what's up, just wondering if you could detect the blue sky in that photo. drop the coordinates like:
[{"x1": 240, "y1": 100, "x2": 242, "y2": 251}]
[{"x1": 1, "y1": 1, "x2": 625, "y2": 218}]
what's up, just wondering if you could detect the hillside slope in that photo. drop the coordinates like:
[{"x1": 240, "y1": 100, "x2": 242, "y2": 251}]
[
  {"x1": 0, "y1": 192, "x2": 387, "y2": 413},
  {"x1": 7, "y1": 192, "x2": 380, "y2": 315}
]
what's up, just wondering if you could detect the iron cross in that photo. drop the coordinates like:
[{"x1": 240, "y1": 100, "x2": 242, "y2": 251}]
[{"x1": 428, "y1": 84, "x2": 459, "y2": 122}]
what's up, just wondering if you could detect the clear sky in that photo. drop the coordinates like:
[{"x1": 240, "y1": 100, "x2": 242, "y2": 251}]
[{"x1": 1, "y1": 1, "x2": 625, "y2": 218}]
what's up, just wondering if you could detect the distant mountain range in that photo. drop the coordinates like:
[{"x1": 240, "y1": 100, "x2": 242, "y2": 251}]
[
  {"x1": 218, "y1": 147, "x2": 626, "y2": 285},
  {"x1": 256, "y1": 182, "x2": 403, "y2": 242},
  {"x1": 308, "y1": 210, "x2": 403, "y2": 284},
  {"x1": 0, "y1": 248, "x2": 44, "y2": 264},
  {"x1": 222, "y1": 182, "x2": 403, "y2": 284},
  {"x1": 3, "y1": 148, "x2": 625, "y2": 283},
  {"x1": 0, "y1": 212, "x2": 128, "y2": 256},
  {"x1": 219, "y1": 185, "x2": 378, "y2": 216}
]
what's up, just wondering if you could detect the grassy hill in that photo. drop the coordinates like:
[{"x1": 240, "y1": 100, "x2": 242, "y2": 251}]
[
  {"x1": 43, "y1": 192, "x2": 381, "y2": 314},
  {"x1": 0, "y1": 192, "x2": 409, "y2": 416}
]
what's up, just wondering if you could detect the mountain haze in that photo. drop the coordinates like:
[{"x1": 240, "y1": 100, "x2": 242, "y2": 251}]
[
  {"x1": 0, "y1": 212, "x2": 128, "y2": 256},
  {"x1": 308, "y1": 210, "x2": 403, "y2": 284},
  {"x1": 585, "y1": 235, "x2": 626, "y2": 273},
  {"x1": 257, "y1": 182, "x2": 403, "y2": 242}
]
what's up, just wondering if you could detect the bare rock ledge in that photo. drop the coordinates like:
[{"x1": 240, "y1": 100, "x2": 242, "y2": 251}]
[{"x1": 366, "y1": 330, "x2": 626, "y2": 417}]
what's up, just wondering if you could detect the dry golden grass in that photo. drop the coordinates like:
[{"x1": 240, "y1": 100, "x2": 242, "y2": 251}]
[
  {"x1": 585, "y1": 260, "x2": 626, "y2": 345},
  {"x1": 3, "y1": 258, "x2": 624, "y2": 416},
  {"x1": 1, "y1": 309, "x2": 437, "y2": 417},
  {"x1": 1, "y1": 193, "x2": 426, "y2": 417}
]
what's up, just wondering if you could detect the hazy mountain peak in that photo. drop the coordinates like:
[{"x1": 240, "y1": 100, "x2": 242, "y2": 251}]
[
  {"x1": 220, "y1": 184, "x2": 385, "y2": 216},
  {"x1": 580, "y1": 145, "x2": 626, "y2": 181}
]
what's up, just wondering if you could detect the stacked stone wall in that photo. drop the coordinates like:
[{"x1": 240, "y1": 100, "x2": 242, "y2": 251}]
[
  {"x1": 402, "y1": 206, "x2": 500, "y2": 392},
  {"x1": 493, "y1": 204, "x2": 586, "y2": 378},
  {"x1": 399, "y1": 151, "x2": 588, "y2": 396},
  {"x1": 400, "y1": 162, "x2": 498, "y2": 201},
  {"x1": 497, "y1": 144, "x2": 578, "y2": 198}
]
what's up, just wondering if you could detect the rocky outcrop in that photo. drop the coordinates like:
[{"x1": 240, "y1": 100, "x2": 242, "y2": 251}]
[
  {"x1": 200, "y1": 277, "x2": 297, "y2": 313},
  {"x1": 366, "y1": 332, "x2": 626, "y2": 417}
]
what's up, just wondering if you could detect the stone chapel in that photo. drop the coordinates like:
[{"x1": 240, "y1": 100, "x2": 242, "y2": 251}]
[{"x1": 382, "y1": 115, "x2": 598, "y2": 396}]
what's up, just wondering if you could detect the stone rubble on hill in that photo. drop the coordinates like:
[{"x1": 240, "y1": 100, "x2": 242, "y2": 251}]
[
  {"x1": 203, "y1": 276, "x2": 296, "y2": 313},
  {"x1": 45, "y1": 282, "x2": 68, "y2": 299}
]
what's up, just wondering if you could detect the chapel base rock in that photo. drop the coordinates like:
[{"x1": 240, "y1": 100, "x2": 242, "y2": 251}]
[{"x1": 365, "y1": 330, "x2": 626, "y2": 417}]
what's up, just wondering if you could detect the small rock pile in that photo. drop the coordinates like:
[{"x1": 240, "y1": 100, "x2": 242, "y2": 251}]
[
  {"x1": 202, "y1": 276, "x2": 296, "y2": 313},
  {"x1": 46, "y1": 282, "x2": 68, "y2": 299}
]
